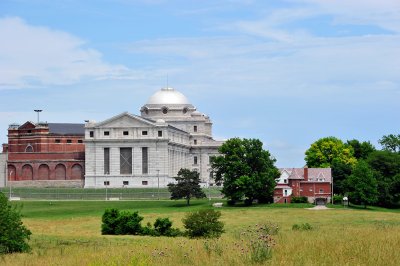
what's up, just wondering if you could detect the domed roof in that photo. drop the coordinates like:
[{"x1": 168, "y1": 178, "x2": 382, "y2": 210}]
[{"x1": 146, "y1": 87, "x2": 191, "y2": 105}]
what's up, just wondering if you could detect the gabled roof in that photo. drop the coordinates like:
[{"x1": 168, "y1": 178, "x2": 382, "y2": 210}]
[
  {"x1": 18, "y1": 121, "x2": 36, "y2": 129},
  {"x1": 48, "y1": 123, "x2": 85, "y2": 135},
  {"x1": 93, "y1": 112, "x2": 157, "y2": 128},
  {"x1": 308, "y1": 168, "x2": 332, "y2": 182},
  {"x1": 278, "y1": 168, "x2": 304, "y2": 180}
]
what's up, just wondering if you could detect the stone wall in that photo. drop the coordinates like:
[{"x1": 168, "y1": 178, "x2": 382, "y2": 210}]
[{"x1": 7, "y1": 180, "x2": 84, "y2": 188}]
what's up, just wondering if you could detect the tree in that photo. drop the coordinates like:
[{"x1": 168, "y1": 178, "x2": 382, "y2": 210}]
[
  {"x1": 366, "y1": 151, "x2": 400, "y2": 207},
  {"x1": 379, "y1": 134, "x2": 400, "y2": 153},
  {"x1": 305, "y1": 137, "x2": 357, "y2": 168},
  {"x1": 0, "y1": 192, "x2": 32, "y2": 254},
  {"x1": 346, "y1": 139, "x2": 376, "y2": 160},
  {"x1": 331, "y1": 160, "x2": 352, "y2": 195},
  {"x1": 168, "y1": 168, "x2": 206, "y2": 206},
  {"x1": 345, "y1": 160, "x2": 378, "y2": 208},
  {"x1": 211, "y1": 138, "x2": 279, "y2": 205}
]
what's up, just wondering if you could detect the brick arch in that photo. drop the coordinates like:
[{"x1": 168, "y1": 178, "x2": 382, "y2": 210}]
[
  {"x1": 55, "y1": 164, "x2": 66, "y2": 180},
  {"x1": 8, "y1": 165, "x2": 17, "y2": 181},
  {"x1": 21, "y1": 164, "x2": 33, "y2": 180},
  {"x1": 71, "y1": 164, "x2": 83, "y2": 180},
  {"x1": 38, "y1": 164, "x2": 50, "y2": 180}
]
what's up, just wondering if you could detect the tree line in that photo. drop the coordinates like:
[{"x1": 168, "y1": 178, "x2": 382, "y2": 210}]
[{"x1": 305, "y1": 134, "x2": 400, "y2": 208}]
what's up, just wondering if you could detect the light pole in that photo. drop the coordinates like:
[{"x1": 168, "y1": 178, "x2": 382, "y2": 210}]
[
  {"x1": 157, "y1": 169, "x2": 160, "y2": 200},
  {"x1": 9, "y1": 171, "x2": 13, "y2": 199},
  {"x1": 34, "y1": 110, "x2": 42, "y2": 124}
]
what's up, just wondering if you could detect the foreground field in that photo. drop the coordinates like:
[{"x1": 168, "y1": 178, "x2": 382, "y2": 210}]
[{"x1": 2, "y1": 200, "x2": 400, "y2": 265}]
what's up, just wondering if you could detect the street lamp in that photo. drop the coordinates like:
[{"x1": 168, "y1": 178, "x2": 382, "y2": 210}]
[
  {"x1": 9, "y1": 171, "x2": 13, "y2": 199},
  {"x1": 157, "y1": 169, "x2": 160, "y2": 200},
  {"x1": 34, "y1": 110, "x2": 42, "y2": 124}
]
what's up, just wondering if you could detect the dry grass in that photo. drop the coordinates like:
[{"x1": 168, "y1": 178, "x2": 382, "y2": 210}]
[{"x1": 2, "y1": 207, "x2": 400, "y2": 265}]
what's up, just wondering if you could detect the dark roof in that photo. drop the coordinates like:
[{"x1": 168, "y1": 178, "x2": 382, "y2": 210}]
[{"x1": 48, "y1": 123, "x2": 85, "y2": 135}]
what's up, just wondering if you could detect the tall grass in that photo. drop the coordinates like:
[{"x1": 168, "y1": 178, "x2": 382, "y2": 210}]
[{"x1": 2, "y1": 201, "x2": 400, "y2": 265}]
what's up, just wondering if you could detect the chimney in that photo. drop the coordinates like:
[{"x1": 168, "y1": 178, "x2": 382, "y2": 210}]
[{"x1": 304, "y1": 167, "x2": 308, "y2": 181}]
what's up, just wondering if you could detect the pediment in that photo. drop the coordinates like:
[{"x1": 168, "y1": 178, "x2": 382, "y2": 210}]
[
  {"x1": 19, "y1": 121, "x2": 36, "y2": 129},
  {"x1": 96, "y1": 112, "x2": 156, "y2": 128}
]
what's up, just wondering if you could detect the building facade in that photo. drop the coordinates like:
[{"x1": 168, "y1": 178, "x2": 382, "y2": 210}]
[
  {"x1": 274, "y1": 168, "x2": 332, "y2": 204},
  {"x1": 84, "y1": 87, "x2": 223, "y2": 188},
  {"x1": 4, "y1": 122, "x2": 85, "y2": 187}
]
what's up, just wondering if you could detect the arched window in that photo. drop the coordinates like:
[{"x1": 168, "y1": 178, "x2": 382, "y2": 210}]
[
  {"x1": 25, "y1": 145, "x2": 34, "y2": 152},
  {"x1": 162, "y1": 107, "x2": 168, "y2": 114}
]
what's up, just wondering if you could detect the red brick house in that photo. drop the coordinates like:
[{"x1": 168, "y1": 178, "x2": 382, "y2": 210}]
[
  {"x1": 274, "y1": 167, "x2": 332, "y2": 204},
  {"x1": 4, "y1": 121, "x2": 85, "y2": 187}
]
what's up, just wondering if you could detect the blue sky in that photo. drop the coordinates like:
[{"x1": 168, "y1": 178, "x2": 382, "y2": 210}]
[{"x1": 1, "y1": 0, "x2": 399, "y2": 167}]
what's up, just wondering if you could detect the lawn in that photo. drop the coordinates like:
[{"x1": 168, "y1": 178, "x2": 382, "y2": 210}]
[{"x1": 2, "y1": 200, "x2": 400, "y2": 265}]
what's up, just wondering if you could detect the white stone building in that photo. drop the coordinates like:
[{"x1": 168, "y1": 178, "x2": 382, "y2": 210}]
[{"x1": 84, "y1": 88, "x2": 223, "y2": 188}]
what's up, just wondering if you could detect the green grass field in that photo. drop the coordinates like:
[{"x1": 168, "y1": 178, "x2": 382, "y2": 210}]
[{"x1": 2, "y1": 200, "x2": 400, "y2": 266}]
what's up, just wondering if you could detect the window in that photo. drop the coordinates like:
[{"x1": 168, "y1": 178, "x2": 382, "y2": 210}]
[
  {"x1": 142, "y1": 147, "x2": 148, "y2": 174},
  {"x1": 123, "y1": 181, "x2": 129, "y2": 186},
  {"x1": 123, "y1": 131, "x2": 129, "y2": 136},
  {"x1": 284, "y1": 190, "x2": 288, "y2": 196},
  {"x1": 78, "y1": 140, "x2": 83, "y2": 143},
  {"x1": 183, "y1": 107, "x2": 188, "y2": 114},
  {"x1": 104, "y1": 181, "x2": 110, "y2": 186},
  {"x1": 25, "y1": 145, "x2": 33, "y2": 152},
  {"x1": 55, "y1": 139, "x2": 61, "y2": 143},
  {"x1": 194, "y1": 156, "x2": 198, "y2": 165},
  {"x1": 309, "y1": 188, "x2": 313, "y2": 191},
  {"x1": 67, "y1": 139, "x2": 72, "y2": 144},
  {"x1": 90, "y1": 131, "x2": 94, "y2": 138},
  {"x1": 142, "y1": 181, "x2": 148, "y2": 185},
  {"x1": 194, "y1": 139, "x2": 197, "y2": 145},
  {"x1": 319, "y1": 189, "x2": 324, "y2": 193},
  {"x1": 120, "y1": 148, "x2": 132, "y2": 175},
  {"x1": 162, "y1": 107, "x2": 168, "y2": 114},
  {"x1": 104, "y1": 131, "x2": 110, "y2": 136},
  {"x1": 104, "y1": 148, "x2": 110, "y2": 175},
  {"x1": 158, "y1": 131, "x2": 162, "y2": 137},
  {"x1": 194, "y1": 126, "x2": 197, "y2": 132},
  {"x1": 27, "y1": 130, "x2": 32, "y2": 133},
  {"x1": 284, "y1": 179, "x2": 287, "y2": 184},
  {"x1": 142, "y1": 131, "x2": 148, "y2": 136}
]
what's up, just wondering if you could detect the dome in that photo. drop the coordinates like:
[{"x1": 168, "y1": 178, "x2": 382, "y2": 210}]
[{"x1": 146, "y1": 87, "x2": 191, "y2": 105}]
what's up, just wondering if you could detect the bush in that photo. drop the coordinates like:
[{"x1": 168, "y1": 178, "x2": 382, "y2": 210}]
[
  {"x1": 291, "y1": 196, "x2": 308, "y2": 203},
  {"x1": 101, "y1": 208, "x2": 120, "y2": 235},
  {"x1": 101, "y1": 210, "x2": 181, "y2": 237},
  {"x1": 183, "y1": 209, "x2": 224, "y2": 238},
  {"x1": 292, "y1": 223, "x2": 313, "y2": 231},
  {"x1": 0, "y1": 192, "x2": 32, "y2": 254},
  {"x1": 115, "y1": 211, "x2": 143, "y2": 235},
  {"x1": 333, "y1": 195, "x2": 343, "y2": 205}
]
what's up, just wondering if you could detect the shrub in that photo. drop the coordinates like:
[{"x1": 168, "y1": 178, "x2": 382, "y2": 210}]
[
  {"x1": 292, "y1": 223, "x2": 313, "y2": 231},
  {"x1": 0, "y1": 192, "x2": 32, "y2": 254},
  {"x1": 333, "y1": 195, "x2": 343, "y2": 205},
  {"x1": 154, "y1": 218, "x2": 172, "y2": 235},
  {"x1": 227, "y1": 200, "x2": 236, "y2": 206},
  {"x1": 115, "y1": 211, "x2": 143, "y2": 235},
  {"x1": 101, "y1": 208, "x2": 120, "y2": 235},
  {"x1": 183, "y1": 209, "x2": 224, "y2": 238},
  {"x1": 291, "y1": 196, "x2": 308, "y2": 203}
]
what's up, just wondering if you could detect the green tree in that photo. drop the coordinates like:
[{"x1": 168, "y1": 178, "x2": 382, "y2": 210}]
[
  {"x1": 168, "y1": 168, "x2": 206, "y2": 206},
  {"x1": 211, "y1": 138, "x2": 279, "y2": 205},
  {"x1": 346, "y1": 160, "x2": 378, "y2": 208},
  {"x1": 0, "y1": 192, "x2": 32, "y2": 254},
  {"x1": 367, "y1": 151, "x2": 400, "y2": 207},
  {"x1": 331, "y1": 160, "x2": 352, "y2": 195},
  {"x1": 305, "y1": 137, "x2": 357, "y2": 168},
  {"x1": 346, "y1": 139, "x2": 376, "y2": 159},
  {"x1": 379, "y1": 134, "x2": 400, "y2": 153}
]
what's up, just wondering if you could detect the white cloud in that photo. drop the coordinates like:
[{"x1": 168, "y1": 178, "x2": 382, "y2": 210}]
[{"x1": 0, "y1": 17, "x2": 137, "y2": 89}]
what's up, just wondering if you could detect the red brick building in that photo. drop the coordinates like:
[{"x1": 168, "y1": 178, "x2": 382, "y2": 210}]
[
  {"x1": 3, "y1": 121, "x2": 85, "y2": 187},
  {"x1": 274, "y1": 168, "x2": 332, "y2": 204}
]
